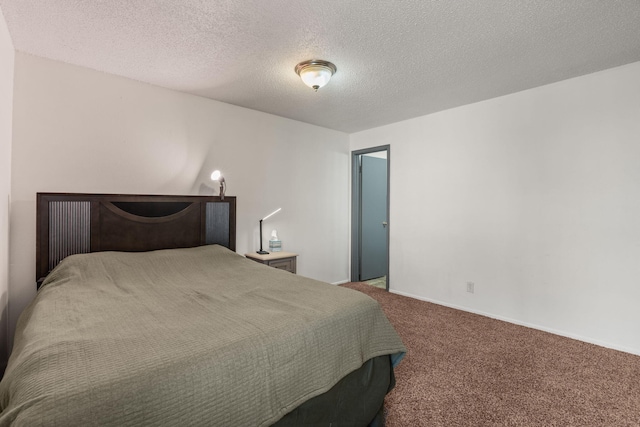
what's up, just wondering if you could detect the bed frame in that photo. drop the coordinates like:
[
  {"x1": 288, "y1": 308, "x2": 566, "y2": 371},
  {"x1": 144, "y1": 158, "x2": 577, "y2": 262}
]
[{"x1": 36, "y1": 192, "x2": 236, "y2": 286}]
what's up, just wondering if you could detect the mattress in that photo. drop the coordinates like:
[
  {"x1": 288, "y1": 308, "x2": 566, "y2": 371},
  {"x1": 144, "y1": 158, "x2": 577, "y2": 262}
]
[{"x1": 0, "y1": 245, "x2": 405, "y2": 426}]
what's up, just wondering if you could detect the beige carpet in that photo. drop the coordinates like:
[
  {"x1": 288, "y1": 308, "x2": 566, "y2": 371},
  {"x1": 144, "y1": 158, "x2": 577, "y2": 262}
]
[{"x1": 341, "y1": 282, "x2": 640, "y2": 426}]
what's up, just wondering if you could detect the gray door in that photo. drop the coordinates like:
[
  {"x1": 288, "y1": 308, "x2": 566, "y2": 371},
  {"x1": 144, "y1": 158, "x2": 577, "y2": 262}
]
[{"x1": 360, "y1": 155, "x2": 388, "y2": 281}]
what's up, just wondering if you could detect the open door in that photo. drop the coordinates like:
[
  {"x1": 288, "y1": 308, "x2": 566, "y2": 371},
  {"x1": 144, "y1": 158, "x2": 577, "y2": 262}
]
[
  {"x1": 360, "y1": 155, "x2": 388, "y2": 280},
  {"x1": 351, "y1": 146, "x2": 390, "y2": 288}
]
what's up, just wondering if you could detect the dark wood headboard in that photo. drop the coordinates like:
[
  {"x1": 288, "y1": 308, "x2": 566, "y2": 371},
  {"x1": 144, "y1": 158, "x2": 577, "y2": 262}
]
[{"x1": 36, "y1": 193, "x2": 236, "y2": 285}]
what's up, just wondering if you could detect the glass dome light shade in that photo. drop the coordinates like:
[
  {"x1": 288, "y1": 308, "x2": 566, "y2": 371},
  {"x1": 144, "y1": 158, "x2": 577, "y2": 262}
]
[{"x1": 299, "y1": 65, "x2": 332, "y2": 90}]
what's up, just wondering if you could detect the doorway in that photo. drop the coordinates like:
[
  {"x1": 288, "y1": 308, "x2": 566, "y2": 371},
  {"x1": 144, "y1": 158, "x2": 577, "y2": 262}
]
[{"x1": 351, "y1": 146, "x2": 390, "y2": 290}]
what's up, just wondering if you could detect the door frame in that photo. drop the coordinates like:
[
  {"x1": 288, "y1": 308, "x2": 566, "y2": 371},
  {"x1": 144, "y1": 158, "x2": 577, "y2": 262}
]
[{"x1": 351, "y1": 145, "x2": 390, "y2": 289}]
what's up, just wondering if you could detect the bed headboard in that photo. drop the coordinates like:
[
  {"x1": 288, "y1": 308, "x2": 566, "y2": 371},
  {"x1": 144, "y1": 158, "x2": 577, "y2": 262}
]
[{"x1": 36, "y1": 193, "x2": 236, "y2": 285}]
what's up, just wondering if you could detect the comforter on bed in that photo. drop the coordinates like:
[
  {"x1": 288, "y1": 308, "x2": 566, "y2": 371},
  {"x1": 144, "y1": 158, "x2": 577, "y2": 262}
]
[{"x1": 0, "y1": 245, "x2": 405, "y2": 426}]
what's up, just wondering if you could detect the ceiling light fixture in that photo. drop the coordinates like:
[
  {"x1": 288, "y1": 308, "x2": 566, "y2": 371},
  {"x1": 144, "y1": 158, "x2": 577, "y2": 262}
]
[{"x1": 294, "y1": 59, "x2": 337, "y2": 92}]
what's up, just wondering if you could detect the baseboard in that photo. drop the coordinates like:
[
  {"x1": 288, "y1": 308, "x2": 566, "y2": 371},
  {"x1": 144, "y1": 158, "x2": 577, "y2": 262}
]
[
  {"x1": 331, "y1": 279, "x2": 350, "y2": 285},
  {"x1": 389, "y1": 289, "x2": 640, "y2": 357}
]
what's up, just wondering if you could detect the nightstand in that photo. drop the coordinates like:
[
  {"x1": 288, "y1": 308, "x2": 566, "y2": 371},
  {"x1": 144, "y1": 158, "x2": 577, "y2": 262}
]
[{"x1": 245, "y1": 251, "x2": 298, "y2": 274}]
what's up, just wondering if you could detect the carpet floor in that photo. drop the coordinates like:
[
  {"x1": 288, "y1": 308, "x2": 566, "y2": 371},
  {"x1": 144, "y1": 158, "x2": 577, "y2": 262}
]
[{"x1": 341, "y1": 282, "x2": 640, "y2": 426}]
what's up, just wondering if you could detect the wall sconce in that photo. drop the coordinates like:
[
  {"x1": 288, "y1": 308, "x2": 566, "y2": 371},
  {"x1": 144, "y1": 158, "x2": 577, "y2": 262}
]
[
  {"x1": 295, "y1": 59, "x2": 337, "y2": 91},
  {"x1": 258, "y1": 208, "x2": 281, "y2": 254},
  {"x1": 210, "y1": 170, "x2": 226, "y2": 200}
]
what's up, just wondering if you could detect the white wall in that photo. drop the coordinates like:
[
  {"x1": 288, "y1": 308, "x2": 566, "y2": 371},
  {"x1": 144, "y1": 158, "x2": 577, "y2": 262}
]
[
  {"x1": 0, "y1": 8, "x2": 15, "y2": 372},
  {"x1": 9, "y1": 53, "x2": 350, "y2": 343},
  {"x1": 351, "y1": 61, "x2": 640, "y2": 355}
]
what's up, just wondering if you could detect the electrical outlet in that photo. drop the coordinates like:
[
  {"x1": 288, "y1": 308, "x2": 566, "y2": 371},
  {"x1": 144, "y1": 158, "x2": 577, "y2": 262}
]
[{"x1": 466, "y1": 282, "x2": 475, "y2": 293}]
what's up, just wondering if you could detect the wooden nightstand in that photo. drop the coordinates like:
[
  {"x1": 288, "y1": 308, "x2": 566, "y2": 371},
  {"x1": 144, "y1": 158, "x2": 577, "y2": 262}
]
[{"x1": 245, "y1": 252, "x2": 298, "y2": 274}]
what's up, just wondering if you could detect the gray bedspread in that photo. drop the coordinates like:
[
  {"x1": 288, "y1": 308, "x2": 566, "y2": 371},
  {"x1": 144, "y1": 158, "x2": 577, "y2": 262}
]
[{"x1": 0, "y1": 245, "x2": 405, "y2": 426}]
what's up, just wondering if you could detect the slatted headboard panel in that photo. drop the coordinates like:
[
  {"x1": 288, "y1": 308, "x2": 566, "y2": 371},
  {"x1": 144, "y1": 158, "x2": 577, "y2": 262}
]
[{"x1": 36, "y1": 193, "x2": 236, "y2": 285}]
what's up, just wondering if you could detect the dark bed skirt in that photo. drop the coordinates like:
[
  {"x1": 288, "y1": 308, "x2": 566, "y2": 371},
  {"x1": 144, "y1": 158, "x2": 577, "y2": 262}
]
[{"x1": 273, "y1": 355, "x2": 395, "y2": 427}]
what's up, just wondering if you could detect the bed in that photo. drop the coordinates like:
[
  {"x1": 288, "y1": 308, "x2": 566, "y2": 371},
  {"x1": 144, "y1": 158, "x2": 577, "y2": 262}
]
[{"x1": 0, "y1": 193, "x2": 405, "y2": 426}]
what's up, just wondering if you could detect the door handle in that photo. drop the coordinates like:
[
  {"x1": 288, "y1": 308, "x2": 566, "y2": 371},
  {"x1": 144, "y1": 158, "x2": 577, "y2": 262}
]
[{"x1": 382, "y1": 221, "x2": 388, "y2": 227}]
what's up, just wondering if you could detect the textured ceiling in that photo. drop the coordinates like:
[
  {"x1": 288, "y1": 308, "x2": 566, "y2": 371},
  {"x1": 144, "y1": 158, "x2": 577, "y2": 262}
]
[{"x1": 1, "y1": 1, "x2": 640, "y2": 133}]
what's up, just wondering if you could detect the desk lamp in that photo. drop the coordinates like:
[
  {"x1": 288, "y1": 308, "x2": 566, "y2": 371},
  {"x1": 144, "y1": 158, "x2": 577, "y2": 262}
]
[{"x1": 258, "y1": 208, "x2": 281, "y2": 254}]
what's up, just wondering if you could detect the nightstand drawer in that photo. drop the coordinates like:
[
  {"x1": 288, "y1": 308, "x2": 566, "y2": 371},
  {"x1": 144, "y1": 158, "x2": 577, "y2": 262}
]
[{"x1": 268, "y1": 257, "x2": 296, "y2": 273}]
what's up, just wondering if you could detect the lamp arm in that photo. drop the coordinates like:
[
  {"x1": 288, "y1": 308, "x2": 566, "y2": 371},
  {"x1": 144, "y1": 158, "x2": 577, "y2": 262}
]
[
  {"x1": 219, "y1": 177, "x2": 226, "y2": 200},
  {"x1": 257, "y1": 219, "x2": 268, "y2": 254}
]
